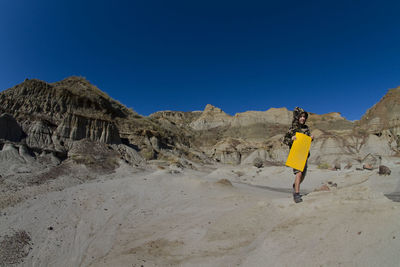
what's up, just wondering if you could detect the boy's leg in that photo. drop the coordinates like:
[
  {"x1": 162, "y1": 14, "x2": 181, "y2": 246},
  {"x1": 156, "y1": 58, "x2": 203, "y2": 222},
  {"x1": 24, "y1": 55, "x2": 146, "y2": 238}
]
[
  {"x1": 293, "y1": 172, "x2": 303, "y2": 203},
  {"x1": 300, "y1": 162, "x2": 308, "y2": 184},
  {"x1": 294, "y1": 171, "x2": 302, "y2": 193}
]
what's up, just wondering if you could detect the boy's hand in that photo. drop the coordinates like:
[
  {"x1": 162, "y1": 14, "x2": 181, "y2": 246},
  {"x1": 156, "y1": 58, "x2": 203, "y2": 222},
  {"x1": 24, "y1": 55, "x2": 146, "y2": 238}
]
[
  {"x1": 292, "y1": 136, "x2": 297, "y2": 141},
  {"x1": 311, "y1": 135, "x2": 314, "y2": 141}
]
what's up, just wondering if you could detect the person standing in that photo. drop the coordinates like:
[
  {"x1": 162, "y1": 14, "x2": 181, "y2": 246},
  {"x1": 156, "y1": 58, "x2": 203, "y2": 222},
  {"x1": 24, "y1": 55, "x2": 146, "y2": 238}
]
[{"x1": 283, "y1": 107, "x2": 314, "y2": 203}]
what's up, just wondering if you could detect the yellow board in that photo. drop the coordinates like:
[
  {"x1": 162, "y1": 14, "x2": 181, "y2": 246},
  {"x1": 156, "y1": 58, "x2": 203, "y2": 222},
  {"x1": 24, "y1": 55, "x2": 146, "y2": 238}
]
[{"x1": 285, "y1": 132, "x2": 312, "y2": 172}]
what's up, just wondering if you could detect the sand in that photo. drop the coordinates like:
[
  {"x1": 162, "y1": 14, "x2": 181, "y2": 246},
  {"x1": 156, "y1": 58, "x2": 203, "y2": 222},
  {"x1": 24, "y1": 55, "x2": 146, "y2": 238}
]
[{"x1": 1, "y1": 161, "x2": 400, "y2": 266}]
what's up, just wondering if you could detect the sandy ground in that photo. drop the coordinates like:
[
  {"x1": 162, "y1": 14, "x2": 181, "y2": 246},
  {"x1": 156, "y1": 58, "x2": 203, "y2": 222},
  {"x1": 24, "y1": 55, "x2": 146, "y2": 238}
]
[{"x1": 1, "y1": 160, "x2": 400, "y2": 267}]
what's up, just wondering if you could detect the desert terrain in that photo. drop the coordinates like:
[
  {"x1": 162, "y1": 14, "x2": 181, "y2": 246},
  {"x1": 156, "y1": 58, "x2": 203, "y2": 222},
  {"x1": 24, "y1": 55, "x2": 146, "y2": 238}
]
[{"x1": 1, "y1": 77, "x2": 400, "y2": 266}]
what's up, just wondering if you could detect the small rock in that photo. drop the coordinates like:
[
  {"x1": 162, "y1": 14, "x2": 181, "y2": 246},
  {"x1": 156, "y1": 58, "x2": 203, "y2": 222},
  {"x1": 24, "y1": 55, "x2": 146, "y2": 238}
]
[
  {"x1": 363, "y1": 164, "x2": 373, "y2": 170},
  {"x1": 216, "y1": 179, "x2": 233, "y2": 187},
  {"x1": 378, "y1": 165, "x2": 391, "y2": 175},
  {"x1": 47, "y1": 226, "x2": 54, "y2": 230},
  {"x1": 344, "y1": 162, "x2": 352, "y2": 169},
  {"x1": 253, "y1": 157, "x2": 263, "y2": 168},
  {"x1": 334, "y1": 162, "x2": 341, "y2": 170},
  {"x1": 314, "y1": 184, "x2": 330, "y2": 192}
]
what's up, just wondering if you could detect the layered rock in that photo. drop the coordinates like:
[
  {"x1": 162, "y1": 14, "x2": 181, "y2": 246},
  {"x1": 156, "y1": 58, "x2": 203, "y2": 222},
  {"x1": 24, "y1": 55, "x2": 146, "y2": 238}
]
[
  {"x1": 55, "y1": 114, "x2": 121, "y2": 146},
  {"x1": 190, "y1": 105, "x2": 293, "y2": 131},
  {"x1": 24, "y1": 120, "x2": 56, "y2": 150},
  {"x1": 231, "y1": 108, "x2": 292, "y2": 127},
  {"x1": 190, "y1": 104, "x2": 232, "y2": 130},
  {"x1": 356, "y1": 87, "x2": 400, "y2": 154},
  {"x1": 207, "y1": 138, "x2": 253, "y2": 165},
  {"x1": 0, "y1": 78, "x2": 133, "y2": 121},
  {"x1": 241, "y1": 134, "x2": 288, "y2": 165},
  {"x1": 0, "y1": 76, "x2": 399, "y2": 169},
  {"x1": 0, "y1": 143, "x2": 44, "y2": 176},
  {"x1": 307, "y1": 112, "x2": 354, "y2": 133},
  {"x1": 150, "y1": 111, "x2": 201, "y2": 127},
  {"x1": 0, "y1": 77, "x2": 130, "y2": 147},
  {"x1": 358, "y1": 87, "x2": 400, "y2": 134}
]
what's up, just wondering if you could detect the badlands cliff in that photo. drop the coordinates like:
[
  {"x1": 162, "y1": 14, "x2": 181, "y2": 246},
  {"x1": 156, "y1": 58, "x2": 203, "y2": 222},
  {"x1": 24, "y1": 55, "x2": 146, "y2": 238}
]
[
  {"x1": 1, "y1": 77, "x2": 400, "y2": 266},
  {"x1": 0, "y1": 77, "x2": 399, "y2": 170}
]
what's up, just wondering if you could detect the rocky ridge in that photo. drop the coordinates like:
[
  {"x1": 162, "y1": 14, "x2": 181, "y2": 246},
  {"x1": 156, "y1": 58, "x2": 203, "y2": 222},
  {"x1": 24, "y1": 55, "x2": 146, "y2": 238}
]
[
  {"x1": 358, "y1": 87, "x2": 400, "y2": 148},
  {"x1": 0, "y1": 77, "x2": 399, "y2": 172}
]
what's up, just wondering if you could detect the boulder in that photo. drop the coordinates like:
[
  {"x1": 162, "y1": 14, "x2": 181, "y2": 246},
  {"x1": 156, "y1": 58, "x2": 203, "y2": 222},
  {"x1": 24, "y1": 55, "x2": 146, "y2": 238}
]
[
  {"x1": 334, "y1": 162, "x2": 341, "y2": 170},
  {"x1": 378, "y1": 165, "x2": 391, "y2": 175},
  {"x1": 253, "y1": 157, "x2": 263, "y2": 168}
]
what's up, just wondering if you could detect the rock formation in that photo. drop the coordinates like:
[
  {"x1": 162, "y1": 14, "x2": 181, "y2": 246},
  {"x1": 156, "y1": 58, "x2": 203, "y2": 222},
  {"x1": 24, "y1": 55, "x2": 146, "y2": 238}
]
[
  {"x1": 54, "y1": 114, "x2": 121, "y2": 146},
  {"x1": 357, "y1": 86, "x2": 400, "y2": 156},
  {"x1": 358, "y1": 87, "x2": 400, "y2": 134},
  {"x1": 231, "y1": 108, "x2": 292, "y2": 127},
  {"x1": 0, "y1": 113, "x2": 24, "y2": 142},
  {"x1": 0, "y1": 77, "x2": 127, "y2": 150},
  {"x1": 0, "y1": 77, "x2": 399, "y2": 169},
  {"x1": 190, "y1": 104, "x2": 232, "y2": 130}
]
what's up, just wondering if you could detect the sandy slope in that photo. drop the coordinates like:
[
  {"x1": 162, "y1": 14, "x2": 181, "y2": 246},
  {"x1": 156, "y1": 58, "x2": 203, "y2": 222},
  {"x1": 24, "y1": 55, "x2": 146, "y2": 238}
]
[{"x1": 1, "y1": 162, "x2": 400, "y2": 267}]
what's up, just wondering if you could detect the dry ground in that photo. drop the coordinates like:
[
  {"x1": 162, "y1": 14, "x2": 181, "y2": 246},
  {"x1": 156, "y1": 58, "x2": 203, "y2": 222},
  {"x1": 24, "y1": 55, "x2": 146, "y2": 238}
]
[{"x1": 1, "y1": 161, "x2": 400, "y2": 266}]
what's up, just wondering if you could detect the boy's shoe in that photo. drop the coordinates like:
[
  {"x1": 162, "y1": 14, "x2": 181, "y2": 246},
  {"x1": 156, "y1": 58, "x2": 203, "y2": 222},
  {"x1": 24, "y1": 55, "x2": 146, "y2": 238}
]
[{"x1": 293, "y1": 192, "x2": 303, "y2": 203}]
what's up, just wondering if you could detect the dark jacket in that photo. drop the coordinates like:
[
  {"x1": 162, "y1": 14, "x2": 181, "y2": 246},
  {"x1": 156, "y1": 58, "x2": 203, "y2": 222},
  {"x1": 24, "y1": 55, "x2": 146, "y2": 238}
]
[{"x1": 283, "y1": 107, "x2": 311, "y2": 148}]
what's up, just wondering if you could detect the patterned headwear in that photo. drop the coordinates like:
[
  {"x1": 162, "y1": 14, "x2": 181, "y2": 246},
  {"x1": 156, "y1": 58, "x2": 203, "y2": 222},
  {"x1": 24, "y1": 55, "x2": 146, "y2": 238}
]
[{"x1": 292, "y1": 107, "x2": 308, "y2": 124}]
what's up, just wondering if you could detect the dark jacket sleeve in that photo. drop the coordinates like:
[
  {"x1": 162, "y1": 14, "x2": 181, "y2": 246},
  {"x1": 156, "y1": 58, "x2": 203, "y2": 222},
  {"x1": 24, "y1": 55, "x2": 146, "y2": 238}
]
[
  {"x1": 283, "y1": 126, "x2": 296, "y2": 147},
  {"x1": 304, "y1": 125, "x2": 311, "y2": 136}
]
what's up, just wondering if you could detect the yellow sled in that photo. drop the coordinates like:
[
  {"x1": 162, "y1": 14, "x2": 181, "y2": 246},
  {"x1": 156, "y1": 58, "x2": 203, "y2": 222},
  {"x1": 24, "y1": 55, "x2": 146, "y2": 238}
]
[{"x1": 285, "y1": 132, "x2": 311, "y2": 172}]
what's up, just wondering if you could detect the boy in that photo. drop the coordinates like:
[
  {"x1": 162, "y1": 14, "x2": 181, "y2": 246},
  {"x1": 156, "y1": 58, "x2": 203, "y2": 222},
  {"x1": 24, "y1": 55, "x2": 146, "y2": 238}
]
[{"x1": 283, "y1": 107, "x2": 314, "y2": 203}]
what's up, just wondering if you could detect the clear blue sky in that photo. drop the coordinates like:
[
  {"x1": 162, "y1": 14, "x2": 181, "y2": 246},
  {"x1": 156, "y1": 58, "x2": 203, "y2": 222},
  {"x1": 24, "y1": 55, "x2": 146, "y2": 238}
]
[{"x1": 1, "y1": 0, "x2": 400, "y2": 120}]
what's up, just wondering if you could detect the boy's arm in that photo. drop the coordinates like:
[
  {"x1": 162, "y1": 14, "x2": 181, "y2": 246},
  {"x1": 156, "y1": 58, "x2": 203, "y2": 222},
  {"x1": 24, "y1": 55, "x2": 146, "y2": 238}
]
[
  {"x1": 283, "y1": 127, "x2": 295, "y2": 146},
  {"x1": 304, "y1": 126, "x2": 314, "y2": 140}
]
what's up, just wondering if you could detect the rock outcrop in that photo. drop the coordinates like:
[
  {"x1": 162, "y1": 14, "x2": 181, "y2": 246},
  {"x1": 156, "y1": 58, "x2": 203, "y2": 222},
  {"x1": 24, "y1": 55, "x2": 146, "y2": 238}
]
[
  {"x1": 0, "y1": 78, "x2": 126, "y2": 148},
  {"x1": 1, "y1": 77, "x2": 399, "y2": 168},
  {"x1": 190, "y1": 105, "x2": 293, "y2": 131},
  {"x1": 0, "y1": 113, "x2": 24, "y2": 142},
  {"x1": 24, "y1": 120, "x2": 56, "y2": 150},
  {"x1": 54, "y1": 114, "x2": 121, "y2": 146},
  {"x1": 308, "y1": 112, "x2": 354, "y2": 133},
  {"x1": 150, "y1": 111, "x2": 201, "y2": 127},
  {"x1": 358, "y1": 87, "x2": 400, "y2": 134},
  {"x1": 190, "y1": 104, "x2": 232, "y2": 130},
  {"x1": 231, "y1": 108, "x2": 292, "y2": 127}
]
